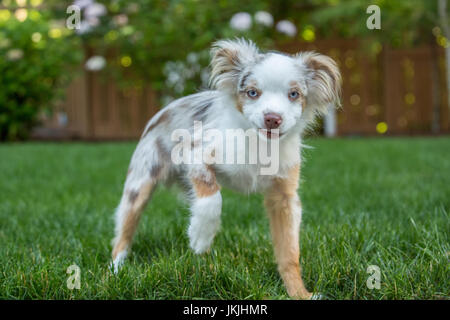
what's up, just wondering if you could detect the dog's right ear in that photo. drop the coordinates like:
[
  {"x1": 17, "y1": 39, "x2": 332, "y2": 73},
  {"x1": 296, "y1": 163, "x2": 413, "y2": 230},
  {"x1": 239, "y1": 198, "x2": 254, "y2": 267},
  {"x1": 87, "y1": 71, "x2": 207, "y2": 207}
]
[
  {"x1": 209, "y1": 38, "x2": 260, "y2": 92},
  {"x1": 294, "y1": 52, "x2": 342, "y2": 114}
]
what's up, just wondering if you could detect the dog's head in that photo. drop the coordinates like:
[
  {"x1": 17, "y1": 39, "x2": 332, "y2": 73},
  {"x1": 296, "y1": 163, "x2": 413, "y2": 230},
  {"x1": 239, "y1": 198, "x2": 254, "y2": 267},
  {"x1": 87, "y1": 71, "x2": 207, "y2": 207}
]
[{"x1": 209, "y1": 38, "x2": 341, "y2": 139}]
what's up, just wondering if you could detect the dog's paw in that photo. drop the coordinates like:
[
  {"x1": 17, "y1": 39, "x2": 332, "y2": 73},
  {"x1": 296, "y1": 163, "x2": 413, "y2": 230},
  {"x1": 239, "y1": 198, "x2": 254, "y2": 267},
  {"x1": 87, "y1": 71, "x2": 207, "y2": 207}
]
[
  {"x1": 111, "y1": 250, "x2": 128, "y2": 274},
  {"x1": 188, "y1": 216, "x2": 220, "y2": 254},
  {"x1": 188, "y1": 230, "x2": 214, "y2": 254}
]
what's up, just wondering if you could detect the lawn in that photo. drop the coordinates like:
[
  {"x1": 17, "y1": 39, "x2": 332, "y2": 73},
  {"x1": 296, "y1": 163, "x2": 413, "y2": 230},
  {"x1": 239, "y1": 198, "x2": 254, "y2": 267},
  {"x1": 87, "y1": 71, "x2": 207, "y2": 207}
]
[{"x1": 0, "y1": 138, "x2": 449, "y2": 300}]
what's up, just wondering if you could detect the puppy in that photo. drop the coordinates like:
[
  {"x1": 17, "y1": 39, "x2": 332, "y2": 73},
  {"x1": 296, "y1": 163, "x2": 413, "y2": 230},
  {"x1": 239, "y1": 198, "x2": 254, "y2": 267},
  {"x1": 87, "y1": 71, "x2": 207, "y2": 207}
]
[{"x1": 111, "y1": 38, "x2": 341, "y2": 299}]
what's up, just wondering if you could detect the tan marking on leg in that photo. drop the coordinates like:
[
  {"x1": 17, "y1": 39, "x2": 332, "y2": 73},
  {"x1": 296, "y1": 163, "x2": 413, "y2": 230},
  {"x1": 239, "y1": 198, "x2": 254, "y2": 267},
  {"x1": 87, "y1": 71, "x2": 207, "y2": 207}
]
[
  {"x1": 191, "y1": 167, "x2": 220, "y2": 198},
  {"x1": 264, "y1": 164, "x2": 312, "y2": 299},
  {"x1": 112, "y1": 181, "x2": 154, "y2": 259}
]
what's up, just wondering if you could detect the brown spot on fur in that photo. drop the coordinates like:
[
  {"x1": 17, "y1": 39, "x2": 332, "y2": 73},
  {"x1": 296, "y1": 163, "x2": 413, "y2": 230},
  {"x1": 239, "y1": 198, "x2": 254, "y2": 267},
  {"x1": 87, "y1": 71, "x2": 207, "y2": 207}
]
[
  {"x1": 155, "y1": 137, "x2": 170, "y2": 161},
  {"x1": 308, "y1": 58, "x2": 335, "y2": 81},
  {"x1": 191, "y1": 167, "x2": 220, "y2": 198},
  {"x1": 299, "y1": 95, "x2": 306, "y2": 107},
  {"x1": 192, "y1": 102, "x2": 212, "y2": 122},
  {"x1": 264, "y1": 165, "x2": 312, "y2": 299},
  {"x1": 246, "y1": 80, "x2": 258, "y2": 88},
  {"x1": 216, "y1": 48, "x2": 240, "y2": 68},
  {"x1": 128, "y1": 190, "x2": 139, "y2": 204},
  {"x1": 236, "y1": 94, "x2": 244, "y2": 113},
  {"x1": 149, "y1": 164, "x2": 162, "y2": 179},
  {"x1": 142, "y1": 110, "x2": 170, "y2": 137},
  {"x1": 306, "y1": 55, "x2": 341, "y2": 92},
  {"x1": 239, "y1": 71, "x2": 252, "y2": 90},
  {"x1": 289, "y1": 80, "x2": 299, "y2": 87},
  {"x1": 149, "y1": 138, "x2": 170, "y2": 179}
]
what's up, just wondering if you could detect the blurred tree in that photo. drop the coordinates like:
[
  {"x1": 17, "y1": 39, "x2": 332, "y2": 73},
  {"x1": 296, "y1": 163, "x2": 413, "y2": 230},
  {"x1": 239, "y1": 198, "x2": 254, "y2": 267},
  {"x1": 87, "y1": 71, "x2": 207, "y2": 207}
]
[
  {"x1": 2, "y1": 0, "x2": 448, "y2": 139},
  {"x1": 305, "y1": 0, "x2": 449, "y2": 132},
  {"x1": 73, "y1": 0, "x2": 280, "y2": 95},
  {"x1": 307, "y1": 0, "x2": 441, "y2": 46},
  {"x1": 73, "y1": 0, "x2": 448, "y2": 97},
  {"x1": 0, "y1": 1, "x2": 82, "y2": 140}
]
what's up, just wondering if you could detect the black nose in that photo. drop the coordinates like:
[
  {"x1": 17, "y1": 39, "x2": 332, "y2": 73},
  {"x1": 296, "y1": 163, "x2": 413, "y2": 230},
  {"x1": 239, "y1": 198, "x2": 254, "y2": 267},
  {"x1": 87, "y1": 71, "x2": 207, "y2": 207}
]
[{"x1": 264, "y1": 113, "x2": 282, "y2": 129}]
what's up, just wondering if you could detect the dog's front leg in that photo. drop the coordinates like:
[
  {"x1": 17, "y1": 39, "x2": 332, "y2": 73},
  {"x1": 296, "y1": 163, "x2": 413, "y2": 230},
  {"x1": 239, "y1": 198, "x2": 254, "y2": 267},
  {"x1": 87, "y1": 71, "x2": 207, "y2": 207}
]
[
  {"x1": 187, "y1": 166, "x2": 222, "y2": 254},
  {"x1": 264, "y1": 165, "x2": 312, "y2": 299}
]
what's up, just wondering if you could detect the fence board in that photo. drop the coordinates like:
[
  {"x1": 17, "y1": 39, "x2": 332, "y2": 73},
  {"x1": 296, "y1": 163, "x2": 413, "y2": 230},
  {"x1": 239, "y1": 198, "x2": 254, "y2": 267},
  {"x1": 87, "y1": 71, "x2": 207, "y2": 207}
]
[{"x1": 40, "y1": 40, "x2": 448, "y2": 139}]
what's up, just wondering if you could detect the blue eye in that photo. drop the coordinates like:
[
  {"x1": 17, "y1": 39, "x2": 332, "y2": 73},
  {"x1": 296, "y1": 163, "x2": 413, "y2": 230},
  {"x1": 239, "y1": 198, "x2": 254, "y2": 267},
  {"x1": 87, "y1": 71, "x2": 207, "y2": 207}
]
[
  {"x1": 289, "y1": 91, "x2": 299, "y2": 100},
  {"x1": 247, "y1": 89, "x2": 259, "y2": 98}
]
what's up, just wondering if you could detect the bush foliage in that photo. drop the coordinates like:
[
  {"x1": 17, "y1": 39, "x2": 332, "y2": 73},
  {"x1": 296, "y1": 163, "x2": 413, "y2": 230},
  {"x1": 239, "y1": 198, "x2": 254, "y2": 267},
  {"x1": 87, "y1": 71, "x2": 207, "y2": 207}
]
[
  {"x1": 0, "y1": 0, "x2": 445, "y2": 140},
  {"x1": 0, "y1": 9, "x2": 82, "y2": 141}
]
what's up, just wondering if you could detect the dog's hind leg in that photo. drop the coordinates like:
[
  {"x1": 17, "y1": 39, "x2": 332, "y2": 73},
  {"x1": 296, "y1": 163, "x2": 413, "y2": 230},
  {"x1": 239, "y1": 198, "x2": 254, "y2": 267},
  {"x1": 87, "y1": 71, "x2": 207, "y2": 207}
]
[
  {"x1": 111, "y1": 138, "x2": 169, "y2": 273},
  {"x1": 111, "y1": 177, "x2": 155, "y2": 273},
  {"x1": 187, "y1": 166, "x2": 222, "y2": 254}
]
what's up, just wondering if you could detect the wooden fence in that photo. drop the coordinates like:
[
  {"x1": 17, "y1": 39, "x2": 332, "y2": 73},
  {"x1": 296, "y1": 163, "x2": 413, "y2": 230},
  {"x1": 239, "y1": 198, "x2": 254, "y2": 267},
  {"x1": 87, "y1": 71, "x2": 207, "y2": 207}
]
[
  {"x1": 279, "y1": 40, "x2": 449, "y2": 135},
  {"x1": 36, "y1": 72, "x2": 159, "y2": 140},
  {"x1": 34, "y1": 39, "x2": 449, "y2": 140}
]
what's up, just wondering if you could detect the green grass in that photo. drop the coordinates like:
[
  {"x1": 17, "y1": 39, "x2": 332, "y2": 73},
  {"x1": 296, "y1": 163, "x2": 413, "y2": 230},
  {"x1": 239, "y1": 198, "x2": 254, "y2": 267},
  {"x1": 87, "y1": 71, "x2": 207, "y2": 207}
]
[{"x1": 0, "y1": 137, "x2": 449, "y2": 300}]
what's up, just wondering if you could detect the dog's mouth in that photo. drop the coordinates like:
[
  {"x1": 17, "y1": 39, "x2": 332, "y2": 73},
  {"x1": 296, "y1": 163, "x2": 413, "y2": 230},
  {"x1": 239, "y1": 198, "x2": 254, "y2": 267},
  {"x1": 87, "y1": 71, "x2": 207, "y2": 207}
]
[{"x1": 258, "y1": 129, "x2": 282, "y2": 140}]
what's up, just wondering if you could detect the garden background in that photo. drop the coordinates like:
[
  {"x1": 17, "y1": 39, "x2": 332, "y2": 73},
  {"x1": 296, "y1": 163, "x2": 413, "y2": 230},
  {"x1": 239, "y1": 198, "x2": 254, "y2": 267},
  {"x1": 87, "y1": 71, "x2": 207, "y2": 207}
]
[
  {"x1": 0, "y1": 0, "x2": 449, "y2": 300},
  {"x1": 0, "y1": 0, "x2": 449, "y2": 140}
]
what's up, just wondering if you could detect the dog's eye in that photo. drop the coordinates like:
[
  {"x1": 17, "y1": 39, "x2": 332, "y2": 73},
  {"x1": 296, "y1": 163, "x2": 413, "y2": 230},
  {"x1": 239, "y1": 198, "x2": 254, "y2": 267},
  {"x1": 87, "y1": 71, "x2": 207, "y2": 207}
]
[
  {"x1": 289, "y1": 90, "x2": 299, "y2": 100},
  {"x1": 247, "y1": 89, "x2": 259, "y2": 99}
]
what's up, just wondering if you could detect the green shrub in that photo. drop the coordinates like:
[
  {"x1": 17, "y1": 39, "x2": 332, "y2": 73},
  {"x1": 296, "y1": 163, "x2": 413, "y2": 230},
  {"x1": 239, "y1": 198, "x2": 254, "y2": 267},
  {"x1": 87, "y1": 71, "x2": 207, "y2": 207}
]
[{"x1": 0, "y1": 9, "x2": 82, "y2": 141}]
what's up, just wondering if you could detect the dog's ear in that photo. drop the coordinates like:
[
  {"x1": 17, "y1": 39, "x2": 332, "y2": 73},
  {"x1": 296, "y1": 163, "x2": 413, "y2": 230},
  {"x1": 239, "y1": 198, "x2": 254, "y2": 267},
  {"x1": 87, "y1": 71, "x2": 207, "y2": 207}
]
[
  {"x1": 209, "y1": 38, "x2": 260, "y2": 92},
  {"x1": 295, "y1": 52, "x2": 342, "y2": 113}
]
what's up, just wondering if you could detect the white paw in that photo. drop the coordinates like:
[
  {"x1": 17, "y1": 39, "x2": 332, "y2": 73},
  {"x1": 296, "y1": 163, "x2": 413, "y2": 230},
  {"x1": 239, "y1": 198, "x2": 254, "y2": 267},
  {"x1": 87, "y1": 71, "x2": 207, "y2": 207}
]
[
  {"x1": 188, "y1": 221, "x2": 219, "y2": 254},
  {"x1": 111, "y1": 250, "x2": 128, "y2": 274},
  {"x1": 188, "y1": 192, "x2": 222, "y2": 254}
]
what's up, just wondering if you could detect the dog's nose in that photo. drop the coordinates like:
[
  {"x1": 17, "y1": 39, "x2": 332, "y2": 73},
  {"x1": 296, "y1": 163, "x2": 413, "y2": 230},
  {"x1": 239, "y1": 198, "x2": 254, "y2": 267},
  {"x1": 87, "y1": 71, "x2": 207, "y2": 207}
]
[{"x1": 264, "y1": 113, "x2": 282, "y2": 129}]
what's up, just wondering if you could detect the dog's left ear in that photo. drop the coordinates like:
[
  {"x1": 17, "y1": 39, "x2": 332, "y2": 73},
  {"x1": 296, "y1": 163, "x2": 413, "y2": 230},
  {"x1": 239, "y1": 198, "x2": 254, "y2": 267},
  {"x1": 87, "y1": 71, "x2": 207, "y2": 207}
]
[
  {"x1": 209, "y1": 38, "x2": 260, "y2": 92},
  {"x1": 295, "y1": 52, "x2": 342, "y2": 113}
]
